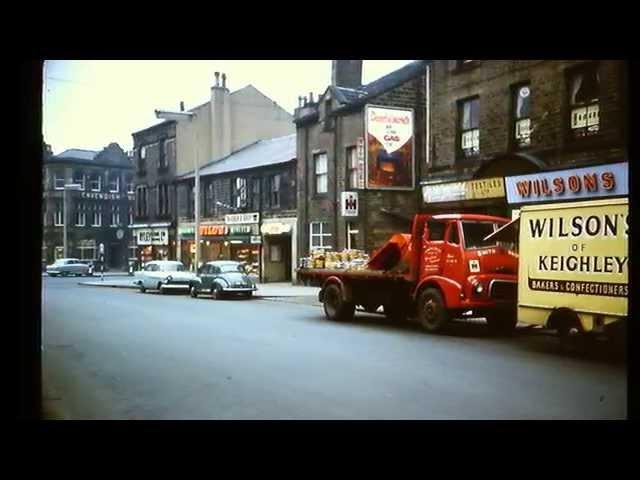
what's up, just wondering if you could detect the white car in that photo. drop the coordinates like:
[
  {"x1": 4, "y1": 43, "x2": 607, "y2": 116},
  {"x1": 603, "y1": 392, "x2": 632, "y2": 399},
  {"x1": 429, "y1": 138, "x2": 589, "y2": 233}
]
[
  {"x1": 133, "y1": 260, "x2": 199, "y2": 294},
  {"x1": 46, "y1": 258, "x2": 92, "y2": 277}
]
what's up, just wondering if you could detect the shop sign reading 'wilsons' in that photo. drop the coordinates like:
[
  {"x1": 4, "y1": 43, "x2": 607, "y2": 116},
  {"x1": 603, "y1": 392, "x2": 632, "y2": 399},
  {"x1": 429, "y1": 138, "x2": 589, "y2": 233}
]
[{"x1": 505, "y1": 162, "x2": 628, "y2": 204}]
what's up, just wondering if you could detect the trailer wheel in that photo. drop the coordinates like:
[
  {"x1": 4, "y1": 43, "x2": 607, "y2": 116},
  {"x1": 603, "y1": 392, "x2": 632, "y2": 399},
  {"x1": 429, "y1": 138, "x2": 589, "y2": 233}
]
[
  {"x1": 417, "y1": 288, "x2": 449, "y2": 333},
  {"x1": 323, "y1": 284, "x2": 355, "y2": 322}
]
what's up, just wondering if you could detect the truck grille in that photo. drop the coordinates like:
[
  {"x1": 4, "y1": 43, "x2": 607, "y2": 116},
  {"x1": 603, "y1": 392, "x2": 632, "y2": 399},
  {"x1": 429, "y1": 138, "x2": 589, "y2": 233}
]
[{"x1": 489, "y1": 280, "x2": 517, "y2": 301}]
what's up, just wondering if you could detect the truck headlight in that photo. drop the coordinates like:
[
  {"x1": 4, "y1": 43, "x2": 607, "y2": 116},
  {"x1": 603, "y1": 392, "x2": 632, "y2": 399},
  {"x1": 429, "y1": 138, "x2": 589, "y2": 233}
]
[{"x1": 474, "y1": 283, "x2": 484, "y2": 294}]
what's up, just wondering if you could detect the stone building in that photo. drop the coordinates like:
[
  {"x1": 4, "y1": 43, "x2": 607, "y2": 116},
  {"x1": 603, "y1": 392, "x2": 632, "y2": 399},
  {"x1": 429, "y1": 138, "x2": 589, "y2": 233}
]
[
  {"x1": 42, "y1": 143, "x2": 135, "y2": 269},
  {"x1": 131, "y1": 74, "x2": 296, "y2": 264},
  {"x1": 421, "y1": 60, "x2": 628, "y2": 216},
  {"x1": 176, "y1": 134, "x2": 297, "y2": 282},
  {"x1": 174, "y1": 73, "x2": 294, "y2": 175},
  {"x1": 131, "y1": 120, "x2": 177, "y2": 263},
  {"x1": 294, "y1": 60, "x2": 429, "y2": 261}
]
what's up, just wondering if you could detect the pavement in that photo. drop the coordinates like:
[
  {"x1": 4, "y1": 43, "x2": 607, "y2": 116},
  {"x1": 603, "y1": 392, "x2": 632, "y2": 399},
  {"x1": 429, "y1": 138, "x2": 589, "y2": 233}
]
[
  {"x1": 41, "y1": 276, "x2": 626, "y2": 420},
  {"x1": 73, "y1": 275, "x2": 321, "y2": 299}
]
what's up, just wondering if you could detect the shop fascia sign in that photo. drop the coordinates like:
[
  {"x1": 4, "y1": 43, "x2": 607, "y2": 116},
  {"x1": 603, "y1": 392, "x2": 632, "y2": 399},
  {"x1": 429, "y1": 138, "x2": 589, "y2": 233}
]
[
  {"x1": 81, "y1": 192, "x2": 123, "y2": 201},
  {"x1": 136, "y1": 228, "x2": 168, "y2": 246},
  {"x1": 505, "y1": 162, "x2": 628, "y2": 205},
  {"x1": 224, "y1": 212, "x2": 259, "y2": 225},
  {"x1": 199, "y1": 225, "x2": 228, "y2": 236},
  {"x1": 422, "y1": 177, "x2": 505, "y2": 203},
  {"x1": 178, "y1": 226, "x2": 195, "y2": 236},
  {"x1": 261, "y1": 222, "x2": 292, "y2": 235}
]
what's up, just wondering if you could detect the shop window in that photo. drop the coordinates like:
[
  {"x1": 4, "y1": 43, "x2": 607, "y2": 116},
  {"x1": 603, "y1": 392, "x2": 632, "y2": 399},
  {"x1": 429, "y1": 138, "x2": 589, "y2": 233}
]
[
  {"x1": 108, "y1": 172, "x2": 120, "y2": 193},
  {"x1": 568, "y1": 63, "x2": 600, "y2": 138},
  {"x1": 269, "y1": 175, "x2": 280, "y2": 209},
  {"x1": 79, "y1": 240, "x2": 96, "y2": 260},
  {"x1": 458, "y1": 97, "x2": 480, "y2": 159},
  {"x1": 54, "y1": 201, "x2": 63, "y2": 226},
  {"x1": 346, "y1": 222, "x2": 359, "y2": 250},
  {"x1": 347, "y1": 147, "x2": 359, "y2": 189},
  {"x1": 314, "y1": 153, "x2": 328, "y2": 194},
  {"x1": 310, "y1": 221, "x2": 331, "y2": 250},
  {"x1": 73, "y1": 170, "x2": 86, "y2": 190},
  {"x1": 92, "y1": 204, "x2": 102, "y2": 227},
  {"x1": 75, "y1": 202, "x2": 86, "y2": 226},
  {"x1": 270, "y1": 244, "x2": 282, "y2": 263},
  {"x1": 512, "y1": 84, "x2": 531, "y2": 148},
  {"x1": 89, "y1": 172, "x2": 102, "y2": 192},
  {"x1": 54, "y1": 171, "x2": 65, "y2": 190}
]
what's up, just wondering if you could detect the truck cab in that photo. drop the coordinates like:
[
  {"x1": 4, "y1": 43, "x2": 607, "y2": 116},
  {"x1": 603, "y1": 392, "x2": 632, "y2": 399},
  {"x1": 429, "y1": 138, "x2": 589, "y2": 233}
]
[{"x1": 403, "y1": 214, "x2": 518, "y2": 332}]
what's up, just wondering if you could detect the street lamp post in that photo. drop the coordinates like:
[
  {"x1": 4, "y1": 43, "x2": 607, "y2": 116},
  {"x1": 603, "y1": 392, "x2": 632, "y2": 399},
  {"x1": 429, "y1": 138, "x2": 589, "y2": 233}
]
[
  {"x1": 63, "y1": 183, "x2": 82, "y2": 258},
  {"x1": 154, "y1": 109, "x2": 200, "y2": 270}
]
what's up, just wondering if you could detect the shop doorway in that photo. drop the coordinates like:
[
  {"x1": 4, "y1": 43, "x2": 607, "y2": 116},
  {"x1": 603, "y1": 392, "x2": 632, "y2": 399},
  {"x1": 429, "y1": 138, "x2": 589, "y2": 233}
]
[
  {"x1": 264, "y1": 235, "x2": 291, "y2": 282},
  {"x1": 109, "y1": 242, "x2": 125, "y2": 270}
]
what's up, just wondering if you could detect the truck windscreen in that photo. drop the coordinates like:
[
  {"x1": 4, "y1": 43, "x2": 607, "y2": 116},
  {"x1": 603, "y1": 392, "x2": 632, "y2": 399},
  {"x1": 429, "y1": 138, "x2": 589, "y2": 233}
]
[{"x1": 462, "y1": 221, "x2": 501, "y2": 249}]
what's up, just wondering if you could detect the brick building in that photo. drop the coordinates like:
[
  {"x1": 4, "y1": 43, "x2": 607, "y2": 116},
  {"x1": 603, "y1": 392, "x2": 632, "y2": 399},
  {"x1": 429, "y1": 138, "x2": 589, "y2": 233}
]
[
  {"x1": 294, "y1": 60, "x2": 429, "y2": 262},
  {"x1": 42, "y1": 143, "x2": 135, "y2": 269},
  {"x1": 131, "y1": 120, "x2": 177, "y2": 263},
  {"x1": 421, "y1": 60, "x2": 628, "y2": 216},
  {"x1": 176, "y1": 134, "x2": 298, "y2": 282}
]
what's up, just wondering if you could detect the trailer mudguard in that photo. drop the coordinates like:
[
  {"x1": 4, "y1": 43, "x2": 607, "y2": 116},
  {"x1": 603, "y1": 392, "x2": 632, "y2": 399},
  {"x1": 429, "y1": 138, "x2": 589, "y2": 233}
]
[{"x1": 321, "y1": 276, "x2": 354, "y2": 303}]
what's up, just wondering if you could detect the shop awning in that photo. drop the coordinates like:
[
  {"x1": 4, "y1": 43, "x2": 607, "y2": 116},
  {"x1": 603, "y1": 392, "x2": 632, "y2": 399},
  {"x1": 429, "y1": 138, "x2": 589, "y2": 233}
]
[{"x1": 483, "y1": 217, "x2": 520, "y2": 243}]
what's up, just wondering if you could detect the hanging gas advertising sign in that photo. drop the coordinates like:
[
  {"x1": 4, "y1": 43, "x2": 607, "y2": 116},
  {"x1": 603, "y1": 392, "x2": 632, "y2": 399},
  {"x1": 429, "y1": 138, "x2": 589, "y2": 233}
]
[{"x1": 365, "y1": 105, "x2": 415, "y2": 190}]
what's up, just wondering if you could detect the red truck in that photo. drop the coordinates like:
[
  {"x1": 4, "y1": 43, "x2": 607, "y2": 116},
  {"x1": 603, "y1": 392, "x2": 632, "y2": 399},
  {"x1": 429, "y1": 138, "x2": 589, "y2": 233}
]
[{"x1": 298, "y1": 213, "x2": 519, "y2": 334}]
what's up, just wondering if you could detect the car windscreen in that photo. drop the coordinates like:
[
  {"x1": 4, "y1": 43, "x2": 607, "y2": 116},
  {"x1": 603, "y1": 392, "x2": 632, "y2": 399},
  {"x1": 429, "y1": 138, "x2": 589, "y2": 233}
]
[
  {"x1": 462, "y1": 221, "x2": 502, "y2": 249},
  {"x1": 219, "y1": 264, "x2": 244, "y2": 273},
  {"x1": 161, "y1": 263, "x2": 186, "y2": 272}
]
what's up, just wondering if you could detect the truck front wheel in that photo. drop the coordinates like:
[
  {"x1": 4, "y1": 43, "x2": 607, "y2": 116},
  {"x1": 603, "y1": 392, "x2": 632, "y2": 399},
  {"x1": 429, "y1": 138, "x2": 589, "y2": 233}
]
[
  {"x1": 417, "y1": 288, "x2": 449, "y2": 333},
  {"x1": 323, "y1": 284, "x2": 355, "y2": 322}
]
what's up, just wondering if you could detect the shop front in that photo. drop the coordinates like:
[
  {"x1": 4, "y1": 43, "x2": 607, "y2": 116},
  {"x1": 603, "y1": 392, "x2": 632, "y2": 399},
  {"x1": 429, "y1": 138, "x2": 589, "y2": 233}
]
[
  {"x1": 132, "y1": 223, "x2": 174, "y2": 265},
  {"x1": 421, "y1": 176, "x2": 509, "y2": 217},
  {"x1": 261, "y1": 217, "x2": 297, "y2": 283},
  {"x1": 177, "y1": 217, "x2": 261, "y2": 275}
]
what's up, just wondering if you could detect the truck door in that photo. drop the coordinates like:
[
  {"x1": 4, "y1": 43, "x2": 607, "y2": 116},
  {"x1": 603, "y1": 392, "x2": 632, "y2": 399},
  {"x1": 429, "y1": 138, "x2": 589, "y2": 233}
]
[
  {"x1": 421, "y1": 220, "x2": 446, "y2": 277},
  {"x1": 440, "y1": 221, "x2": 465, "y2": 286}
]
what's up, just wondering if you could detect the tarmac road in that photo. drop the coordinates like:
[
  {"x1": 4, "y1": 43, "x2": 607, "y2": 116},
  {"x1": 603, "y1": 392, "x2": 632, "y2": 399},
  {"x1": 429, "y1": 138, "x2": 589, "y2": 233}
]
[{"x1": 41, "y1": 276, "x2": 627, "y2": 419}]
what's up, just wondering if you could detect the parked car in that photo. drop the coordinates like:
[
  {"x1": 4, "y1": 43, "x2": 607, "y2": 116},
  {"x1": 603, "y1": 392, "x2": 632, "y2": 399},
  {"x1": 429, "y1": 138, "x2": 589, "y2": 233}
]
[
  {"x1": 46, "y1": 258, "x2": 92, "y2": 277},
  {"x1": 133, "y1": 260, "x2": 199, "y2": 294},
  {"x1": 191, "y1": 261, "x2": 257, "y2": 299}
]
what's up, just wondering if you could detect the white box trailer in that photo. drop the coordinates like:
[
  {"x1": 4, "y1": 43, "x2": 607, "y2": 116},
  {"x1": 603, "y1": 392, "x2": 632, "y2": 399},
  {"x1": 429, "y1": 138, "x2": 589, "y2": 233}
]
[{"x1": 516, "y1": 197, "x2": 628, "y2": 337}]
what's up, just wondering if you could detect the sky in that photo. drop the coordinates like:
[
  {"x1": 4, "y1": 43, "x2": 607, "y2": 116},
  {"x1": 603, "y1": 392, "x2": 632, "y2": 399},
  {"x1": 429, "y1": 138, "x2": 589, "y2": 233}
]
[{"x1": 43, "y1": 60, "x2": 414, "y2": 155}]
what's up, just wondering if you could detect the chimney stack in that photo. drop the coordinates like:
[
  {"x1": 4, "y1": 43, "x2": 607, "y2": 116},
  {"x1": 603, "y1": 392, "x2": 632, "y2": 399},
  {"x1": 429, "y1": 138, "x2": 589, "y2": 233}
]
[
  {"x1": 298, "y1": 96, "x2": 302, "y2": 107},
  {"x1": 331, "y1": 60, "x2": 363, "y2": 89},
  {"x1": 309, "y1": 92, "x2": 314, "y2": 103},
  {"x1": 180, "y1": 101, "x2": 185, "y2": 112},
  {"x1": 222, "y1": 73, "x2": 227, "y2": 89},
  {"x1": 214, "y1": 72, "x2": 220, "y2": 87}
]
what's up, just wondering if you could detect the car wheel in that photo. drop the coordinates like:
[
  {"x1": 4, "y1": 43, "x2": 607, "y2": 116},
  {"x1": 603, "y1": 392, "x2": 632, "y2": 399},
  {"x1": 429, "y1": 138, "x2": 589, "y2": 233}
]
[
  {"x1": 244, "y1": 292, "x2": 253, "y2": 299},
  {"x1": 211, "y1": 285, "x2": 222, "y2": 300},
  {"x1": 190, "y1": 285, "x2": 199, "y2": 298},
  {"x1": 139, "y1": 284, "x2": 146, "y2": 293},
  {"x1": 417, "y1": 288, "x2": 449, "y2": 333}
]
